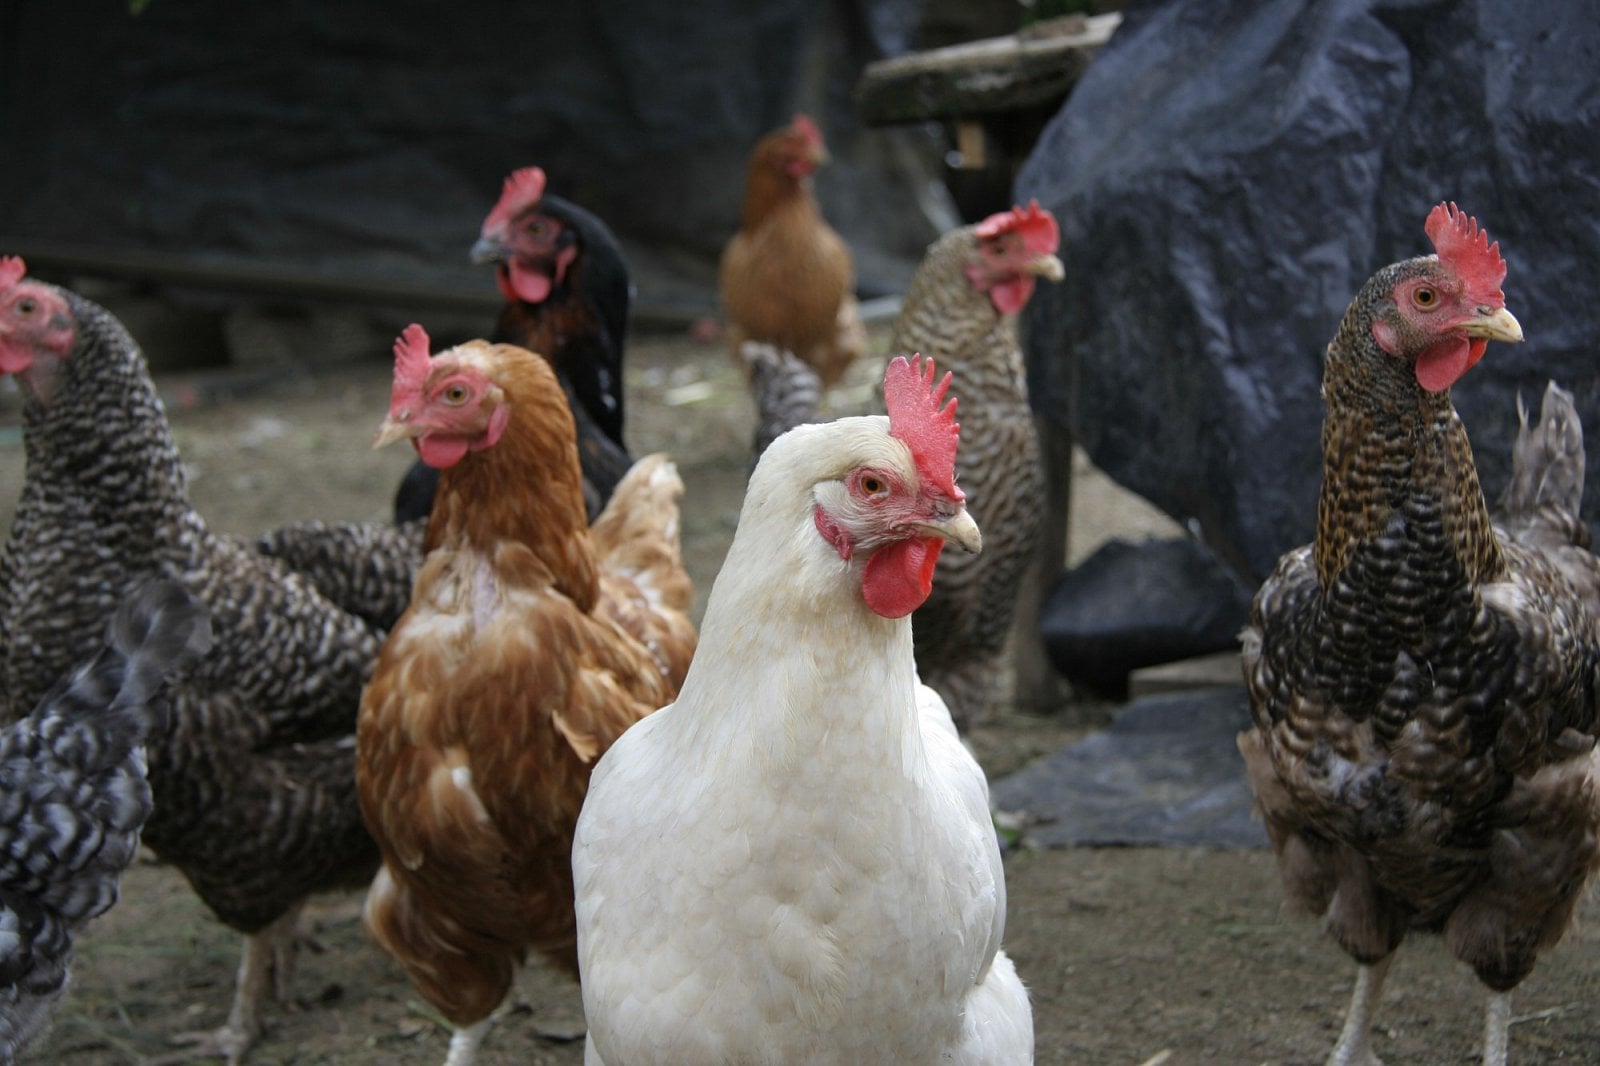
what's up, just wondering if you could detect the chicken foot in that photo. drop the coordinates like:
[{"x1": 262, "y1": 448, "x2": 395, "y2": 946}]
[
  {"x1": 444, "y1": 1017, "x2": 493, "y2": 1066},
  {"x1": 1326, "y1": 954, "x2": 1393, "y2": 1066},
  {"x1": 157, "y1": 903, "x2": 305, "y2": 1064},
  {"x1": 1482, "y1": 990, "x2": 1511, "y2": 1066}
]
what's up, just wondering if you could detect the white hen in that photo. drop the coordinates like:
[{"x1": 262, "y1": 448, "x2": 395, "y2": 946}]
[{"x1": 573, "y1": 355, "x2": 1033, "y2": 1065}]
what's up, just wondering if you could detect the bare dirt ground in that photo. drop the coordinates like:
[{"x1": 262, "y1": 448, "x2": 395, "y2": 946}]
[{"x1": 6, "y1": 323, "x2": 1600, "y2": 1065}]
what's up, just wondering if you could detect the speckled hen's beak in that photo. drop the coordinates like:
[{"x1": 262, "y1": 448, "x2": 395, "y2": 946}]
[
  {"x1": 915, "y1": 508, "x2": 982, "y2": 554},
  {"x1": 372, "y1": 415, "x2": 421, "y2": 450},
  {"x1": 1463, "y1": 306, "x2": 1524, "y2": 344},
  {"x1": 1028, "y1": 254, "x2": 1065, "y2": 282}
]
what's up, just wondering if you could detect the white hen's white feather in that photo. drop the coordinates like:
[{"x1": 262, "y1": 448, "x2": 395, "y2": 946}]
[{"x1": 574, "y1": 416, "x2": 1032, "y2": 1066}]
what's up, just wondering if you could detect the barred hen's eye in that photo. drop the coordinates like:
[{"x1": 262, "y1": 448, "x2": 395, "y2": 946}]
[{"x1": 1412, "y1": 287, "x2": 1437, "y2": 309}]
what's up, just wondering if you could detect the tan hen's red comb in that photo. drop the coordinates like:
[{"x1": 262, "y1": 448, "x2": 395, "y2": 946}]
[
  {"x1": 885, "y1": 354, "x2": 962, "y2": 501},
  {"x1": 390, "y1": 323, "x2": 433, "y2": 415},
  {"x1": 1425, "y1": 202, "x2": 1507, "y2": 307},
  {"x1": 483, "y1": 166, "x2": 548, "y2": 235}
]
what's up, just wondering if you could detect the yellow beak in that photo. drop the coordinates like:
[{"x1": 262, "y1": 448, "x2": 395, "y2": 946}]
[
  {"x1": 1028, "y1": 254, "x2": 1065, "y2": 282},
  {"x1": 372, "y1": 415, "x2": 420, "y2": 450},
  {"x1": 1463, "y1": 306, "x2": 1524, "y2": 344},
  {"x1": 915, "y1": 508, "x2": 982, "y2": 554}
]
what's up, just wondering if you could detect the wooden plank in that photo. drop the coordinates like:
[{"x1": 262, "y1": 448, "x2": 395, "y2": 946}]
[{"x1": 854, "y1": 13, "x2": 1121, "y2": 125}]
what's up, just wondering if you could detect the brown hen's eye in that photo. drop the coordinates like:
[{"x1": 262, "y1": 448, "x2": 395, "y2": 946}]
[
  {"x1": 1413, "y1": 287, "x2": 1437, "y2": 308},
  {"x1": 443, "y1": 385, "x2": 470, "y2": 405}
]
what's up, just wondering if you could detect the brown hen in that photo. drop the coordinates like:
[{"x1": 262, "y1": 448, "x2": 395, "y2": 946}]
[
  {"x1": 720, "y1": 113, "x2": 865, "y2": 388},
  {"x1": 357, "y1": 327, "x2": 695, "y2": 1066}
]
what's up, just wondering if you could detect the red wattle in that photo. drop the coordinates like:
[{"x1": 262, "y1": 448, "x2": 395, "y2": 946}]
[
  {"x1": 1414, "y1": 336, "x2": 1471, "y2": 393},
  {"x1": 988, "y1": 275, "x2": 1035, "y2": 316},
  {"x1": 416, "y1": 434, "x2": 470, "y2": 469},
  {"x1": 862, "y1": 536, "x2": 946, "y2": 619},
  {"x1": 508, "y1": 260, "x2": 553, "y2": 304}
]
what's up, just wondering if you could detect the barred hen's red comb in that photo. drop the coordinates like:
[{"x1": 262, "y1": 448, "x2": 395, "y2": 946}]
[
  {"x1": 483, "y1": 166, "x2": 547, "y2": 235},
  {"x1": 1425, "y1": 202, "x2": 1507, "y2": 307},
  {"x1": 974, "y1": 200, "x2": 1060, "y2": 258},
  {"x1": 0, "y1": 257, "x2": 25, "y2": 290},
  {"x1": 790, "y1": 113, "x2": 825, "y2": 153},
  {"x1": 390, "y1": 323, "x2": 433, "y2": 415},
  {"x1": 885, "y1": 354, "x2": 962, "y2": 501}
]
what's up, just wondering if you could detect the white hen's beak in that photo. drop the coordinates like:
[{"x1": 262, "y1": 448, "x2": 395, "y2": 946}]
[{"x1": 914, "y1": 508, "x2": 982, "y2": 554}]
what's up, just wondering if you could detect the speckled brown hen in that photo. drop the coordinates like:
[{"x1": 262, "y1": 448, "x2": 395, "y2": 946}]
[
  {"x1": 358, "y1": 326, "x2": 695, "y2": 1066},
  {"x1": 890, "y1": 203, "x2": 1064, "y2": 730},
  {"x1": 720, "y1": 114, "x2": 865, "y2": 389},
  {"x1": 1239, "y1": 204, "x2": 1600, "y2": 1066}
]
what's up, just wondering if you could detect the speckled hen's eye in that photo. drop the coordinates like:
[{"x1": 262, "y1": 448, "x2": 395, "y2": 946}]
[{"x1": 1413, "y1": 287, "x2": 1437, "y2": 309}]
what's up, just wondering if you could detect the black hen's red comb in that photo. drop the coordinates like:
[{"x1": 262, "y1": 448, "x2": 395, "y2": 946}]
[
  {"x1": 0, "y1": 256, "x2": 25, "y2": 290},
  {"x1": 885, "y1": 354, "x2": 962, "y2": 501},
  {"x1": 483, "y1": 166, "x2": 547, "y2": 235}
]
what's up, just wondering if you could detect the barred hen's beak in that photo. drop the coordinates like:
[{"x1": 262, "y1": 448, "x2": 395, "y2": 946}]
[
  {"x1": 1463, "y1": 306, "x2": 1524, "y2": 344},
  {"x1": 1028, "y1": 254, "x2": 1065, "y2": 282}
]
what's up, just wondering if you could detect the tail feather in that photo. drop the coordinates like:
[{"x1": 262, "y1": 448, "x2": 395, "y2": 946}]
[
  {"x1": 1500, "y1": 381, "x2": 1586, "y2": 523},
  {"x1": 741, "y1": 341, "x2": 823, "y2": 466},
  {"x1": 590, "y1": 454, "x2": 693, "y2": 615}
]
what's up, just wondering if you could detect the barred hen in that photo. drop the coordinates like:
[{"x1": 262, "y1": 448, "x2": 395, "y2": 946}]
[
  {"x1": 0, "y1": 580, "x2": 209, "y2": 1063},
  {"x1": 253, "y1": 517, "x2": 424, "y2": 632},
  {"x1": 394, "y1": 165, "x2": 635, "y2": 525},
  {"x1": 891, "y1": 203, "x2": 1064, "y2": 730},
  {"x1": 1239, "y1": 204, "x2": 1600, "y2": 1066},
  {"x1": 360, "y1": 326, "x2": 695, "y2": 1066},
  {"x1": 720, "y1": 114, "x2": 865, "y2": 389},
  {"x1": 0, "y1": 258, "x2": 384, "y2": 1063},
  {"x1": 739, "y1": 340, "x2": 822, "y2": 467}
]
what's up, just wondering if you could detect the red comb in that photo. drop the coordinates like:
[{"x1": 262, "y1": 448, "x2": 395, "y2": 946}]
[
  {"x1": 1424, "y1": 201, "x2": 1506, "y2": 307},
  {"x1": 390, "y1": 323, "x2": 433, "y2": 414},
  {"x1": 885, "y1": 354, "x2": 962, "y2": 501},
  {"x1": 790, "y1": 113, "x2": 825, "y2": 153},
  {"x1": 483, "y1": 166, "x2": 547, "y2": 235},
  {"x1": 0, "y1": 256, "x2": 25, "y2": 290},
  {"x1": 975, "y1": 200, "x2": 1060, "y2": 258}
]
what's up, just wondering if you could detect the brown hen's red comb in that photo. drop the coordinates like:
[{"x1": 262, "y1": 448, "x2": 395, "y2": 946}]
[
  {"x1": 390, "y1": 323, "x2": 433, "y2": 415},
  {"x1": 483, "y1": 166, "x2": 547, "y2": 235},
  {"x1": 975, "y1": 200, "x2": 1060, "y2": 259},
  {"x1": 1425, "y1": 202, "x2": 1507, "y2": 307},
  {"x1": 0, "y1": 256, "x2": 25, "y2": 290},
  {"x1": 790, "y1": 113, "x2": 825, "y2": 152},
  {"x1": 885, "y1": 354, "x2": 963, "y2": 501}
]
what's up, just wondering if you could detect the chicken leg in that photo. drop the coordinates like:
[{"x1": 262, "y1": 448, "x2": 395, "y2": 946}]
[
  {"x1": 445, "y1": 1017, "x2": 493, "y2": 1066},
  {"x1": 159, "y1": 904, "x2": 303, "y2": 1064},
  {"x1": 1482, "y1": 991, "x2": 1511, "y2": 1066},
  {"x1": 1327, "y1": 955, "x2": 1393, "y2": 1066}
]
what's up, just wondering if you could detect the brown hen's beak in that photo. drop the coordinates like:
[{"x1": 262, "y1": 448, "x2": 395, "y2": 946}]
[
  {"x1": 1028, "y1": 254, "x2": 1066, "y2": 282},
  {"x1": 914, "y1": 508, "x2": 982, "y2": 554},
  {"x1": 1462, "y1": 306, "x2": 1524, "y2": 344},
  {"x1": 372, "y1": 415, "x2": 421, "y2": 450}
]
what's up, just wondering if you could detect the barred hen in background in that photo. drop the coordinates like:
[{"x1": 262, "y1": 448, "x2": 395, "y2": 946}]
[
  {"x1": 393, "y1": 165, "x2": 635, "y2": 525},
  {"x1": 892, "y1": 203, "x2": 1064, "y2": 731},
  {"x1": 1239, "y1": 204, "x2": 1600, "y2": 1066},
  {"x1": 575, "y1": 356, "x2": 1031, "y2": 1065},
  {"x1": 0, "y1": 258, "x2": 385, "y2": 1063},
  {"x1": 359, "y1": 326, "x2": 695, "y2": 1066},
  {"x1": 0, "y1": 581, "x2": 209, "y2": 1064},
  {"x1": 720, "y1": 114, "x2": 865, "y2": 390}
]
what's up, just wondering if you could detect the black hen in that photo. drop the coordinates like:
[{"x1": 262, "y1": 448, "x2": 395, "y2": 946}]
[
  {"x1": 394, "y1": 166, "x2": 634, "y2": 525},
  {"x1": 0, "y1": 580, "x2": 210, "y2": 1063}
]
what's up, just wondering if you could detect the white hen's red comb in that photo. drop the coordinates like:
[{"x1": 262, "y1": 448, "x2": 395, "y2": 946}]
[
  {"x1": 483, "y1": 166, "x2": 547, "y2": 235},
  {"x1": 390, "y1": 323, "x2": 433, "y2": 416},
  {"x1": 0, "y1": 257, "x2": 25, "y2": 290},
  {"x1": 975, "y1": 201, "x2": 1060, "y2": 258},
  {"x1": 1425, "y1": 202, "x2": 1506, "y2": 307},
  {"x1": 885, "y1": 354, "x2": 962, "y2": 501}
]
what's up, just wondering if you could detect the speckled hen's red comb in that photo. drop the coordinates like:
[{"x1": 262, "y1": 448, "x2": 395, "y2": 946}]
[
  {"x1": 390, "y1": 323, "x2": 433, "y2": 415},
  {"x1": 1425, "y1": 202, "x2": 1506, "y2": 307},
  {"x1": 975, "y1": 200, "x2": 1060, "y2": 258},
  {"x1": 885, "y1": 354, "x2": 962, "y2": 501},
  {"x1": 790, "y1": 113, "x2": 825, "y2": 152},
  {"x1": 0, "y1": 257, "x2": 25, "y2": 290},
  {"x1": 483, "y1": 166, "x2": 547, "y2": 235}
]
